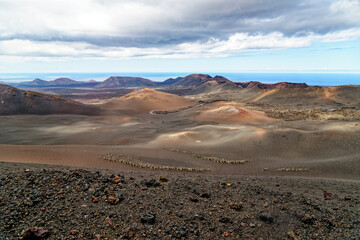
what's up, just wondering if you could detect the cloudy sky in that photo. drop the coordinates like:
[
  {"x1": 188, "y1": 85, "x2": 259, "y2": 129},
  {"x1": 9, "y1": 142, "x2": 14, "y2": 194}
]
[{"x1": 0, "y1": 0, "x2": 359, "y2": 73}]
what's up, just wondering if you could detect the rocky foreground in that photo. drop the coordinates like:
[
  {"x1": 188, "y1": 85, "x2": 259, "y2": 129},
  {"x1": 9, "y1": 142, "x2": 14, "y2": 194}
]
[{"x1": 0, "y1": 164, "x2": 359, "y2": 239}]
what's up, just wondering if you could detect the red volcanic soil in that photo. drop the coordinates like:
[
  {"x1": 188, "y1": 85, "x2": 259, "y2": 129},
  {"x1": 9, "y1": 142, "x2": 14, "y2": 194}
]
[
  {"x1": 195, "y1": 102, "x2": 278, "y2": 124},
  {"x1": 101, "y1": 88, "x2": 198, "y2": 113}
]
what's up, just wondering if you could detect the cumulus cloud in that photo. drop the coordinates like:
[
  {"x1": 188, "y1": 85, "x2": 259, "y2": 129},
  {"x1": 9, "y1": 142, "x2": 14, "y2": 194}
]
[{"x1": 0, "y1": 0, "x2": 359, "y2": 60}]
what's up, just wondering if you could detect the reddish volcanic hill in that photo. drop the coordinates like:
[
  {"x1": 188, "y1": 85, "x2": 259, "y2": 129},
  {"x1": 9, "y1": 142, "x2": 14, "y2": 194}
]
[
  {"x1": 0, "y1": 84, "x2": 101, "y2": 115},
  {"x1": 195, "y1": 102, "x2": 278, "y2": 124},
  {"x1": 101, "y1": 88, "x2": 198, "y2": 113}
]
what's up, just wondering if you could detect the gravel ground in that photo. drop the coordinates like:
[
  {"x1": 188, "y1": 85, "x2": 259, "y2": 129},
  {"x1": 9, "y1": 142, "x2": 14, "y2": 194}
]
[{"x1": 0, "y1": 164, "x2": 359, "y2": 240}]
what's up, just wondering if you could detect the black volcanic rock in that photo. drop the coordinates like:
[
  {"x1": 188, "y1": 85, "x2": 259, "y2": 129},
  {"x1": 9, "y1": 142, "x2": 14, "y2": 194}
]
[
  {"x1": 0, "y1": 84, "x2": 100, "y2": 115},
  {"x1": 1, "y1": 166, "x2": 360, "y2": 239},
  {"x1": 95, "y1": 76, "x2": 157, "y2": 88}
]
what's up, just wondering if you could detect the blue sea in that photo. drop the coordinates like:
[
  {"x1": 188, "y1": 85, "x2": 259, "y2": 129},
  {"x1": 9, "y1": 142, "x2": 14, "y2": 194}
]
[{"x1": 0, "y1": 72, "x2": 360, "y2": 86}]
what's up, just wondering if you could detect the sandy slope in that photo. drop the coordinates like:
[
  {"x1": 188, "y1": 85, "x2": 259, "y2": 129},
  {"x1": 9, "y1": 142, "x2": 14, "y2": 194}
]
[{"x1": 101, "y1": 88, "x2": 198, "y2": 113}]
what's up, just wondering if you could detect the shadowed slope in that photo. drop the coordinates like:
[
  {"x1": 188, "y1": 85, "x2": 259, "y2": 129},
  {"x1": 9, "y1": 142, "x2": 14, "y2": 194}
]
[{"x1": 0, "y1": 84, "x2": 101, "y2": 115}]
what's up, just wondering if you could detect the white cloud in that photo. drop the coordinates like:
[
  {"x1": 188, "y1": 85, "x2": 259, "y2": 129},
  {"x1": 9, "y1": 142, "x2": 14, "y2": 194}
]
[
  {"x1": 0, "y1": 0, "x2": 359, "y2": 61},
  {"x1": 330, "y1": 0, "x2": 360, "y2": 24},
  {"x1": 0, "y1": 28, "x2": 359, "y2": 62}
]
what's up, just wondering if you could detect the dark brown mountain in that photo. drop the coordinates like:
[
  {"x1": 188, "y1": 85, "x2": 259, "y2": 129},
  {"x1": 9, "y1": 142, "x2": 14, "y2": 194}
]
[
  {"x1": 170, "y1": 74, "x2": 234, "y2": 88},
  {"x1": 51, "y1": 78, "x2": 79, "y2": 85},
  {"x1": 237, "y1": 81, "x2": 308, "y2": 89},
  {"x1": 158, "y1": 77, "x2": 183, "y2": 85},
  {"x1": 95, "y1": 76, "x2": 157, "y2": 88},
  {"x1": 0, "y1": 84, "x2": 101, "y2": 115}
]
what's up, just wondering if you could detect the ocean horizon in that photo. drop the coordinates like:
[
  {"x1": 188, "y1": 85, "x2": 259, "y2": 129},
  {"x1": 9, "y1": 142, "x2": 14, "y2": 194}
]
[{"x1": 1, "y1": 72, "x2": 360, "y2": 86}]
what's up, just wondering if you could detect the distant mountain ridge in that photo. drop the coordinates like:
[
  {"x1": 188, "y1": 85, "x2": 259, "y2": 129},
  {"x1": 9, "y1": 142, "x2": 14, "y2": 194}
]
[
  {"x1": 15, "y1": 78, "x2": 99, "y2": 88},
  {"x1": 10, "y1": 74, "x2": 311, "y2": 92},
  {"x1": 95, "y1": 76, "x2": 156, "y2": 88}
]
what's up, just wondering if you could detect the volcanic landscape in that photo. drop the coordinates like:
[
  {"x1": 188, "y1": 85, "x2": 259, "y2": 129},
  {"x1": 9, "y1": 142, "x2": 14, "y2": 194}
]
[{"x1": 1, "y1": 74, "x2": 359, "y2": 239}]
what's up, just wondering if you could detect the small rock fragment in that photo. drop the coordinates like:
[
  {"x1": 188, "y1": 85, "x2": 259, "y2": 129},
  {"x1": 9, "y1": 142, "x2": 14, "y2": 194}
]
[
  {"x1": 219, "y1": 217, "x2": 231, "y2": 223},
  {"x1": 20, "y1": 227, "x2": 49, "y2": 239},
  {"x1": 179, "y1": 228, "x2": 187, "y2": 237},
  {"x1": 141, "y1": 179, "x2": 160, "y2": 188},
  {"x1": 24, "y1": 198, "x2": 34, "y2": 206},
  {"x1": 106, "y1": 216, "x2": 114, "y2": 228},
  {"x1": 297, "y1": 213, "x2": 315, "y2": 224},
  {"x1": 106, "y1": 193, "x2": 123, "y2": 205},
  {"x1": 111, "y1": 175, "x2": 121, "y2": 184},
  {"x1": 200, "y1": 193, "x2": 211, "y2": 198},
  {"x1": 193, "y1": 212, "x2": 205, "y2": 221},
  {"x1": 259, "y1": 212, "x2": 274, "y2": 223},
  {"x1": 287, "y1": 231, "x2": 299, "y2": 240},
  {"x1": 323, "y1": 191, "x2": 338, "y2": 200},
  {"x1": 141, "y1": 214, "x2": 156, "y2": 224},
  {"x1": 159, "y1": 176, "x2": 168, "y2": 182},
  {"x1": 229, "y1": 202, "x2": 243, "y2": 211},
  {"x1": 92, "y1": 196, "x2": 99, "y2": 203}
]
